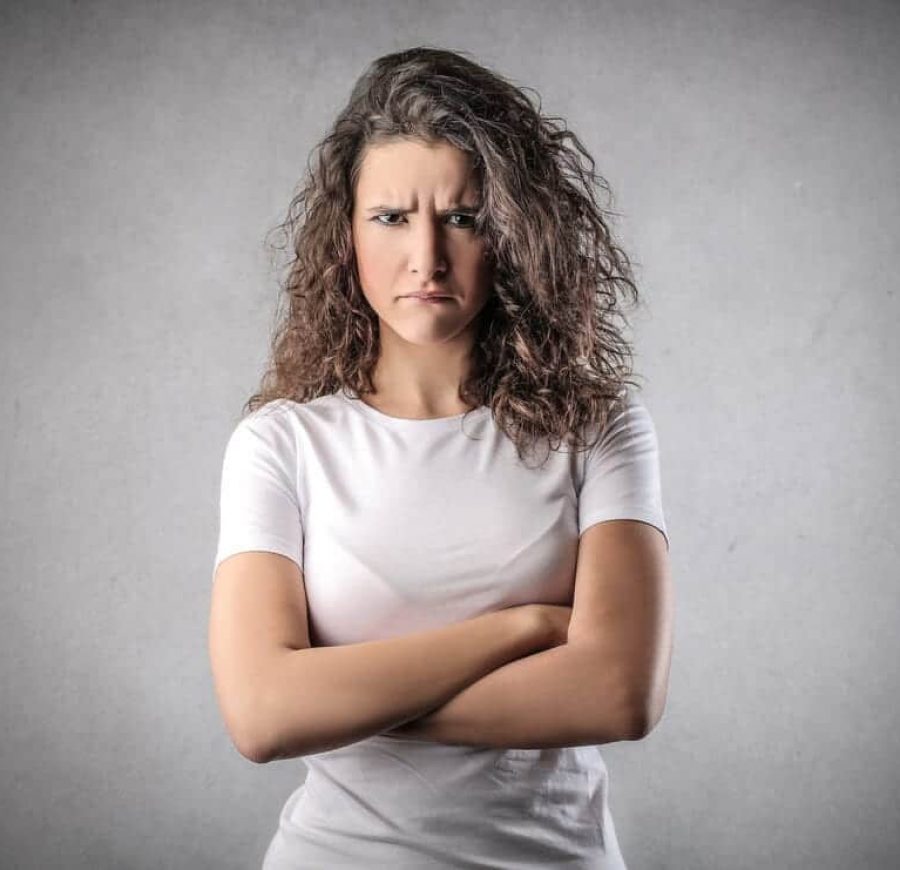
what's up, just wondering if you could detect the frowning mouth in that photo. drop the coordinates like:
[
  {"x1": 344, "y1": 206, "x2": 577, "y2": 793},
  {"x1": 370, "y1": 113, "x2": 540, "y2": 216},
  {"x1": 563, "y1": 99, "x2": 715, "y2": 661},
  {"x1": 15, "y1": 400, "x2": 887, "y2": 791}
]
[{"x1": 402, "y1": 294, "x2": 453, "y2": 302}]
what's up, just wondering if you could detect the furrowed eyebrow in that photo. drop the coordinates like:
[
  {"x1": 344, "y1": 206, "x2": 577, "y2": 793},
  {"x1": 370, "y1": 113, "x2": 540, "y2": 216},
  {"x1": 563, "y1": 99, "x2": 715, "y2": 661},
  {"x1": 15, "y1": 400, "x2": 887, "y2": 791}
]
[{"x1": 364, "y1": 204, "x2": 480, "y2": 215}]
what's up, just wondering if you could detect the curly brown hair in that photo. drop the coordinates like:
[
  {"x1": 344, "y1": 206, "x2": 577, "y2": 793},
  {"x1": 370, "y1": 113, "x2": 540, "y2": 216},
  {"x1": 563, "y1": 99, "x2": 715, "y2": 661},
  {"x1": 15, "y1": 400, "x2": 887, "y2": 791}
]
[{"x1": 245, "y1": 45, "x2": 646, "y2": 468}]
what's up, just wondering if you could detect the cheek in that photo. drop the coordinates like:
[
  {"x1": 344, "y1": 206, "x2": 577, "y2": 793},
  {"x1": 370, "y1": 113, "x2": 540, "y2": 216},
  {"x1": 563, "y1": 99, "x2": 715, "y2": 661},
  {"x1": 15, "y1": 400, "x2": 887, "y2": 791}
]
[
  {"x1": 354, "y1": 234, "x2": 391, "y2": 286},
  {"x1": 471, "y1": 248, "x2": 494, "y2": 287},
  {"x1": 453, "y1": 242, "x2": 486, "y2": 272}
]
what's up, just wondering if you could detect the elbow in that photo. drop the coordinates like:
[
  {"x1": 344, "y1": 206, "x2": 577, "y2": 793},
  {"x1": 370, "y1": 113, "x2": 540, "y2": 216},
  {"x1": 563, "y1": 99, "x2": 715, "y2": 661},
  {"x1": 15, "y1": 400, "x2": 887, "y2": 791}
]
[
  {"x1": 211, "y1": 645, "x2": 308, "y2": 764},
  {"x1": 227, "y1": 715, "x2": 275, "y2": 765},
  {"x1": 236, "y1": 732, "x2": 274, "y2": 765},
  {"x1": 221, "y1": 694, "x2": 282, "y2": 765},
  {"x1": 619, "y1": 709, "x2": 653, "y2": 742},
  {"x1": 619, "y1": 692, "x2": 668, "y2": 742},
  {"x1": 231, "y1": 682, "x2": 314, "y2": 764}
]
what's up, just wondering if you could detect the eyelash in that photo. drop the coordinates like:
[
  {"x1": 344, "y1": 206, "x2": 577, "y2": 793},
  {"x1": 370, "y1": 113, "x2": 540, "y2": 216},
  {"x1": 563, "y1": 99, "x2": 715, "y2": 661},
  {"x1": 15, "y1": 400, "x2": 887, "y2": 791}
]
[{"x1": 371, "y1": 212, "x2": 476, "y2": 229}]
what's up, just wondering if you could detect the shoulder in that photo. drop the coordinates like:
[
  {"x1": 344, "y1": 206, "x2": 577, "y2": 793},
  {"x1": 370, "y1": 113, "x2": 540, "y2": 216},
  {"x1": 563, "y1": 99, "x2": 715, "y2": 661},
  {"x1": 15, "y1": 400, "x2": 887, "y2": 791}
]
[
  {"x1": 225, "y1": 393, "x2": 352, "y2": 455},
  {"x1": 232, "y1": 394, "x2": 346, "y2": 435},
  {"x1": 590, "y1": 387, "x2": 658, "y2": 451},
  {"x1": 223, "y1": 400, "x2": 304, "y2": 463},
  {"x1": 229, "y1": 399, "x2": 293, "y2": 436}
]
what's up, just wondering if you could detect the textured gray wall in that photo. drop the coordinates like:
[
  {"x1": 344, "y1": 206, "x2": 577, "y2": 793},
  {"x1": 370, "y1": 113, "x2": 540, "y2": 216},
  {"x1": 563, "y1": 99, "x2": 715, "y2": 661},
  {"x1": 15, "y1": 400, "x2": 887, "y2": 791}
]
[{"x1": 2, "y1": 1, "x2": 898, "y2": 868}]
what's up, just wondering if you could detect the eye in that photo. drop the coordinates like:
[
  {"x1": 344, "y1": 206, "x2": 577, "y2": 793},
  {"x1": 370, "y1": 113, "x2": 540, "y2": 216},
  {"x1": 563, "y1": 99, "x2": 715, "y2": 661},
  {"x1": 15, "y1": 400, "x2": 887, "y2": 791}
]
[
  {"x1": 370, "y1": 212, "x2": 477, "y2": 229},
  {"x1": 372, "y1": 212, "x2": 404, "y2": 226},
  {"x1": 447, "y1": 213, "x2": 477, "y2": 229}
]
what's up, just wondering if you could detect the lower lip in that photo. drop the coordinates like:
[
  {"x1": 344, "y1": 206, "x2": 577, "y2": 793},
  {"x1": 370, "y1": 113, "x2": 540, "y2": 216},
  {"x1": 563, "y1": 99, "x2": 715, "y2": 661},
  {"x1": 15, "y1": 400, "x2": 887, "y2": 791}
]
[{"x1": 404, "y1": 296, "x2": 452, "y2": 304}]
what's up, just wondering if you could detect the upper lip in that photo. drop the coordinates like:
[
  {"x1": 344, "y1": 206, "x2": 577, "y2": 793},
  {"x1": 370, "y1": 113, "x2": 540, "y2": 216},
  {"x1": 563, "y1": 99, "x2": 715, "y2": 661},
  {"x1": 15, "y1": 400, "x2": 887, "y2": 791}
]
[{"x1": 404, "y1": 291, "x2": 452, "y2": 298}]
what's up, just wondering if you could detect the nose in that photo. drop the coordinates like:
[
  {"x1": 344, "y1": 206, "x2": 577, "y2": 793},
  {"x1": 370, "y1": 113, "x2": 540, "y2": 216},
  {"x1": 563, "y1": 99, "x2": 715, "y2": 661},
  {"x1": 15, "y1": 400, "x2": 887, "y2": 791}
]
[{"x1": 409, "y1": 218, "x2": 448, "y2": 280}]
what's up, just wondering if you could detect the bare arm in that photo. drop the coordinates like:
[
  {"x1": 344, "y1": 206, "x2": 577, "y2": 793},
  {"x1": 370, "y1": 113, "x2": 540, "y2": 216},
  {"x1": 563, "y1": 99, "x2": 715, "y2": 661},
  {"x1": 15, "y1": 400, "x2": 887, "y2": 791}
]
[
  {"x1": 260, "y1": 606, "x2": 547, "y2": 762},
  {"x1": 380, "y1": 641, "x2": 632, "y2": 749},
  {"x1": 384, "y1": 521, "x2": 673, "y2": 747},
  {"x1": 208, "y1": 551, "x2": 550, "y2": 765}
]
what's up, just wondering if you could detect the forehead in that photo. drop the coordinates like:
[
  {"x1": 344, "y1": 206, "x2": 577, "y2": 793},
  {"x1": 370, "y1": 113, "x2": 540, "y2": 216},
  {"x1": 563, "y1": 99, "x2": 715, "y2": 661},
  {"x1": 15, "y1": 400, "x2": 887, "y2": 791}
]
[{"x1": 354, "y1": 139, "x2": 478, "y2": 197}]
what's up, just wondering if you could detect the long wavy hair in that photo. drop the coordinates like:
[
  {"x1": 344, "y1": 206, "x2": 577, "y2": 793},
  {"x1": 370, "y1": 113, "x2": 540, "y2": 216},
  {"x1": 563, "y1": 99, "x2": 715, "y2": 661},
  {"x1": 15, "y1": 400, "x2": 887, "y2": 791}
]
[{"x1": 245, "y1": 45, "x2": 645, "y2": 468}]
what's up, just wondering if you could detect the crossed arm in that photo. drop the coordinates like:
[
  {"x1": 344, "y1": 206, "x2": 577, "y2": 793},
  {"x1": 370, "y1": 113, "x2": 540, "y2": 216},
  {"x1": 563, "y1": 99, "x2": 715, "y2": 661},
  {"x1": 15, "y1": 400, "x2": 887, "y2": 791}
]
[{"x1": 381, "y1": 520, "x2": 673, "y2": 748}]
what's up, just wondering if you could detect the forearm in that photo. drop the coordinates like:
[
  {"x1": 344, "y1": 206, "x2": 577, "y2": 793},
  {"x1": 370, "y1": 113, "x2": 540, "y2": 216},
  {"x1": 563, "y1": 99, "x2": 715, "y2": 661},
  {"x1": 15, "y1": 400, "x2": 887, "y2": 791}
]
[
  {"x1": 253, "y1": 607, "x2": 545, "y2": 762},
  {"x1": 383, "y1": 640, "x2": 634, "y2": 749}
]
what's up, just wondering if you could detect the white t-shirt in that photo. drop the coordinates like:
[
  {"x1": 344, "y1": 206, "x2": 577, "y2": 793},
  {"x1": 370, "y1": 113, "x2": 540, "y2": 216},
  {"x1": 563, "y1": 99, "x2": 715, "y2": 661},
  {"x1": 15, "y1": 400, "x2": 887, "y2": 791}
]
[{"x1": 213, "y1": 387, "x2": 669, "y2": 869}]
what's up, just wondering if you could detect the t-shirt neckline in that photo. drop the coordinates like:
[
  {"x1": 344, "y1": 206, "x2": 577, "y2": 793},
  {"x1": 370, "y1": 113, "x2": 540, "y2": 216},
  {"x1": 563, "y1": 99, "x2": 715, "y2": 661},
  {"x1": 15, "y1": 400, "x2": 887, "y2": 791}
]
[{"x1": 338, "y1": 392, "x2": 491, "y2": 431}]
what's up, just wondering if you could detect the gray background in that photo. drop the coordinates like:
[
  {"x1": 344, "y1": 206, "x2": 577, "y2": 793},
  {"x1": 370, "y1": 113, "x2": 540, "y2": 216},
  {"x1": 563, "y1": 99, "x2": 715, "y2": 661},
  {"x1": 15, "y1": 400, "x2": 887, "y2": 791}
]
[{"x1": 2, "y1": 1, "x2": 898, "y2": 868}]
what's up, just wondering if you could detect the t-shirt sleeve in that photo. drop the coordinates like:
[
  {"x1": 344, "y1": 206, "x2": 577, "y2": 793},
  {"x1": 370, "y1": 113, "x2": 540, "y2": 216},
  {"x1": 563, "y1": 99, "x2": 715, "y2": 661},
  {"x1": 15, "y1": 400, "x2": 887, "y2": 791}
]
[
  {"x1": 212, "y1": 406, "x2": 304, "y2": 580},
  {"x1": 577, "y1": 390, "x2": 670, "y2": 551}
]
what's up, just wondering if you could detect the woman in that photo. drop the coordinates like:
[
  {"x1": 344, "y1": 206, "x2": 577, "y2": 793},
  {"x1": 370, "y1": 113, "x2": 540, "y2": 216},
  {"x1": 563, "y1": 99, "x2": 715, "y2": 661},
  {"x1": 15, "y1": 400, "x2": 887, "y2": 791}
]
[{"x1": 210, "y1": 46, "x2": 672, "y2": 869}]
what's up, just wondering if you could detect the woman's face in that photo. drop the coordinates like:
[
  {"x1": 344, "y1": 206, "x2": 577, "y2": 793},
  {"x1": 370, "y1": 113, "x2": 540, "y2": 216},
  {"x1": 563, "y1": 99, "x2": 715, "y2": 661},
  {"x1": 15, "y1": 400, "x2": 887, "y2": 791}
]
[{"x1": 350, "y1": 138, "x2": 494, "y2": 347}]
